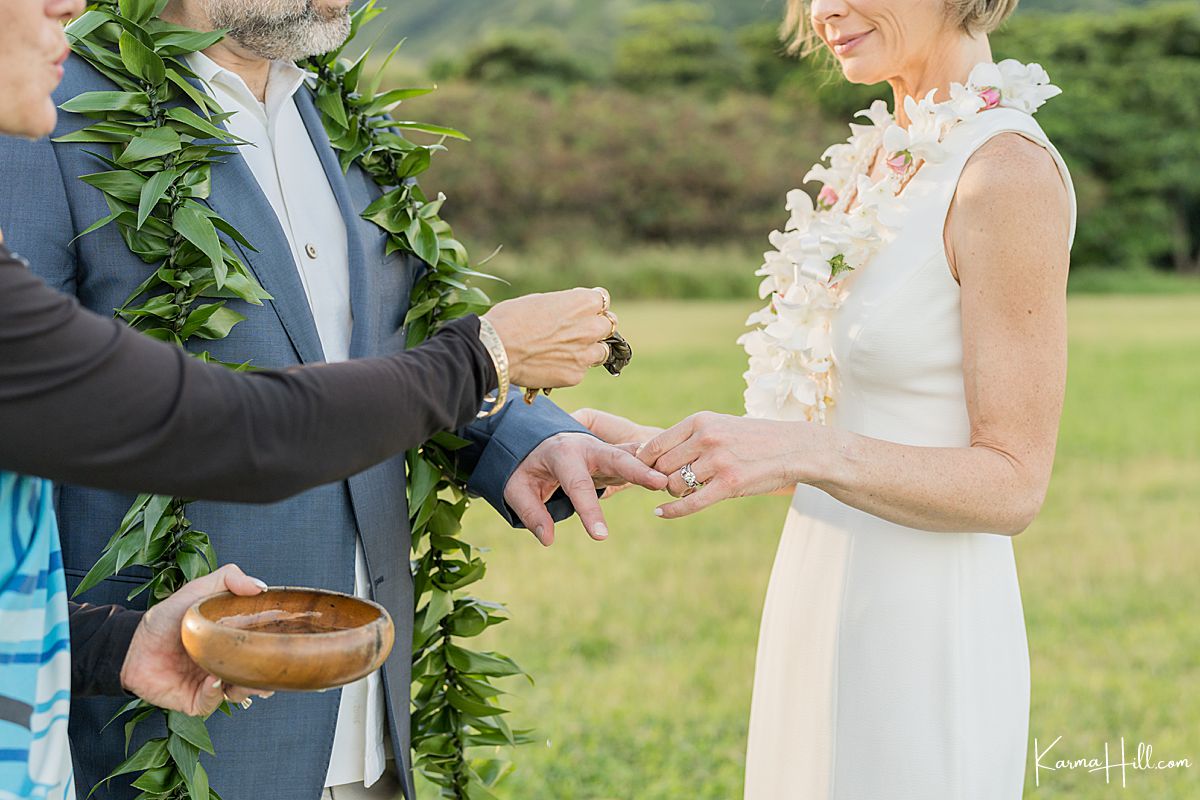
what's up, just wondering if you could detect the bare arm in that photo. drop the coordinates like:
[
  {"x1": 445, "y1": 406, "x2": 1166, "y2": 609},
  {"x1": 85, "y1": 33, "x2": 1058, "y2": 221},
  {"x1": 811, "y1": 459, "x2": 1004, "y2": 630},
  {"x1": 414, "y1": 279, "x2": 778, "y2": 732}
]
[{"x1": 643, "y1": 134, "x2": 1073, "y2": 535}]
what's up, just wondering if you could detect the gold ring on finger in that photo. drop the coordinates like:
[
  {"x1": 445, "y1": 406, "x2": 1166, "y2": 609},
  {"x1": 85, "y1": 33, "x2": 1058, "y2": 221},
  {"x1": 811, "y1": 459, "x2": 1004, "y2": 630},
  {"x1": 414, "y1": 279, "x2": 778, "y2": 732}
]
[
  {"x1": 602, "y1": 310, "x2": 618, "y2": 339},
  {"x1": 591, "y1": 286, "x2": 611, "y2": 313},
  {"x1": 592, "y1": 340, "x2": 612, "y2": 368}
]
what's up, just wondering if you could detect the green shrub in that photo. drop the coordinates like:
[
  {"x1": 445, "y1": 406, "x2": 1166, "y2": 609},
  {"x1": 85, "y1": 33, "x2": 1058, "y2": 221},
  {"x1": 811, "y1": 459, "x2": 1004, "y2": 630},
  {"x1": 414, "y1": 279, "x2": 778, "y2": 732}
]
[{"x1": 412, "y1": 84, "x2": 842, "y2": 250}]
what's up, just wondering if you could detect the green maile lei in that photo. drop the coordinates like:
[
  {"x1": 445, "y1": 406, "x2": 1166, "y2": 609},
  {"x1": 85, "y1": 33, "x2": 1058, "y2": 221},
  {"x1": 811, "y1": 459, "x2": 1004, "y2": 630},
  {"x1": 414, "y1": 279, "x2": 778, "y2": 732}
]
[{"x1": 64, "y1": 1, "x2": 527, "y2": 798}]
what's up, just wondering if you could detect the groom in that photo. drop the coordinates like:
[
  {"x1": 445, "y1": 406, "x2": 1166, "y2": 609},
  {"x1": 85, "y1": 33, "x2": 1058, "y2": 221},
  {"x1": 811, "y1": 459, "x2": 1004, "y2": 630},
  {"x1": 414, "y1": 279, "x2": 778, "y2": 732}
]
[{"x1": 0, "y1": 1, "x2": 661, "y2": 799}]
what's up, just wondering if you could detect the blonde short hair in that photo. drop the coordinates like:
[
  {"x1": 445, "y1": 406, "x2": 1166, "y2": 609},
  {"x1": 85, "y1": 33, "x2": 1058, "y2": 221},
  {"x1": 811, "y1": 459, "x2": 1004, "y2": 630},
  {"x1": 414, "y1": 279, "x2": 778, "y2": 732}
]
[{"x1": 781, "y1": 0, "x2": 1020, "y2": 54}]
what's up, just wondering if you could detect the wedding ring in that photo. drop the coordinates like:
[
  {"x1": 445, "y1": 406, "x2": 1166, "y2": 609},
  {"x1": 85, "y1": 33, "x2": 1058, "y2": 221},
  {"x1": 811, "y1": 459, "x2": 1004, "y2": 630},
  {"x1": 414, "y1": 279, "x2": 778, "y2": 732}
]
[
  {"x1": 591, "y1": 286, "x2": 611, "y2": 313},
  {"x1": 681, "y1": 463, "x2": 702, "y2": 490},
  {"x1": 602, "y1": 310, "x2": 619, "y2": 339}
]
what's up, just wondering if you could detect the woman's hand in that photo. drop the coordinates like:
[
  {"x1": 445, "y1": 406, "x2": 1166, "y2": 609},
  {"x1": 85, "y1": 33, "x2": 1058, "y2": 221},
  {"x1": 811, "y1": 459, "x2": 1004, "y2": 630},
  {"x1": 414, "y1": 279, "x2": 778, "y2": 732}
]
[
  {"x1": 120, "y1": 564, "x2": 274, "y2": 716},
  {"x1": 572, "y1": 408, "x2": 666, "y2": 498},
  {"x1": 485, "y1": 288, "x2": 618, "y2": 390},
  {"x1": 637, "y1": 412, "x2": 821, "y2": 518},
  {"x1": 572, "y1": 408, "x2": 664, "y2": 447}
]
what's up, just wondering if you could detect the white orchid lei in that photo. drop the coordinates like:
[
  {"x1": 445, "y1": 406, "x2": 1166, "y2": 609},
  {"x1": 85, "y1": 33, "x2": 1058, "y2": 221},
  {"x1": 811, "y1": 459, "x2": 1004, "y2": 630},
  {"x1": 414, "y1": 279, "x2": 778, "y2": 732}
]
[{"x1": 740, "y1": 59, "x2": 1061, "y2": 422}]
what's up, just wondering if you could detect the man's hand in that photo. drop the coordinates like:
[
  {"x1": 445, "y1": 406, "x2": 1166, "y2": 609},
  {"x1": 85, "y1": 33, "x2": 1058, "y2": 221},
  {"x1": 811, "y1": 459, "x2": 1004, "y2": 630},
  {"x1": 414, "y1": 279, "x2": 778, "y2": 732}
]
[
  {"x1": 572, "y1": 408, "x2": 666, "y2": 499},
  {"x1": 120, "y1": 564, "x2": 273, "y2": 716},
  {"x1": 504, "y1": 432, "x2": 669, "y2": 546}
]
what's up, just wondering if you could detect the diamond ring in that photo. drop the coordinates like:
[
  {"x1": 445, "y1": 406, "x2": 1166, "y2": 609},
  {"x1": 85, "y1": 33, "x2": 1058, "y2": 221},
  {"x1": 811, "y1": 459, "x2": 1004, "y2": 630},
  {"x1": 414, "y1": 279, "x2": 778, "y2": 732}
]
[{"x1": 681, "y1": 463, "x2": 702, "y2": 490}]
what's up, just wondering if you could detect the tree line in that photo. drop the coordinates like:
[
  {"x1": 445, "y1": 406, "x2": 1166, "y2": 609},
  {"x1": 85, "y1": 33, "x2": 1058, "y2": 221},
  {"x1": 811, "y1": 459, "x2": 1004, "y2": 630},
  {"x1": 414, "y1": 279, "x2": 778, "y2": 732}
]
[{"x1": 413, "y1": 2, "x2": 1199, "y2": 275}]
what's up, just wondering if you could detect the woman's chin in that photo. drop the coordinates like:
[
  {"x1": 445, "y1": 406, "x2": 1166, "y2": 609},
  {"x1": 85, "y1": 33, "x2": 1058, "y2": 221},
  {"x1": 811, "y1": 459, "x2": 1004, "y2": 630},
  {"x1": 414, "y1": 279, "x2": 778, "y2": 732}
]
[
  {"x1": 27, "y1": 103, "x2": 58, "y2": 140},
  {"x1": 838, "y1": 59, "x2": 885, "y2": 87}
]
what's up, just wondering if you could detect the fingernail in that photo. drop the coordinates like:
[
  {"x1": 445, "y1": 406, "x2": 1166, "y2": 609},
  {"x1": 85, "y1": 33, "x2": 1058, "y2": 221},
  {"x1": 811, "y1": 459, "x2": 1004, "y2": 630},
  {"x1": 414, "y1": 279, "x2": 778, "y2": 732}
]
[
  {"x1": 251, "y1": 578, "x2": 268, "y2": 591},
  {"x1": 534, "y1": 526, "x2": 546, "y2": 544},
  {"x1": 654, "y1": 508, "x2": 665, "y2": 518},
  {"x1": 594, "y1": 523, "x2": 609, "y2": 539},
  {"x1": 211, "y1": 678, "x2": 223, "y2": 689}
]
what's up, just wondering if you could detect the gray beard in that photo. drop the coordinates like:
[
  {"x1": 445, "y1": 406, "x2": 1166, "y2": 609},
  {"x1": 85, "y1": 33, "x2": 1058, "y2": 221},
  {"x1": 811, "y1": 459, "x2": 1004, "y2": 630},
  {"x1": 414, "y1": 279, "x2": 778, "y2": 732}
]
[{"x1": 206, "y1": 0, "x2": 352, "y2": 62}]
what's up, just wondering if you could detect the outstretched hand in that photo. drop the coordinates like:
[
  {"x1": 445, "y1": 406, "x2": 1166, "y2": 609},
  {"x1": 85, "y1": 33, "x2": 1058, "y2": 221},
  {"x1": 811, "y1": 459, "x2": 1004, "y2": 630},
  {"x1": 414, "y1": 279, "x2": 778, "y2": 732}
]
[
  {"x1": 571, "y1": 408, "x2": 665, "y2": 498},
  {"x1": 636, "y1": 412, "x2": 810, "y2": 519},
  {"x1": 505, "y1": 432, "x2": 669, "y2": 546},
  {"x1": 120, "y1": 564, "x2": 274, "y2": 716}
]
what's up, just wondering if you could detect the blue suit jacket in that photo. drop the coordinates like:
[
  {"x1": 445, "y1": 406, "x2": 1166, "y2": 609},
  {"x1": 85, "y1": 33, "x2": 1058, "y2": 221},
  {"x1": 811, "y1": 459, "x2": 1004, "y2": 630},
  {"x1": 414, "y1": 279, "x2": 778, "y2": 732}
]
[{"x1": 0, "y1": 58, "x2": 587, "y2": 800}]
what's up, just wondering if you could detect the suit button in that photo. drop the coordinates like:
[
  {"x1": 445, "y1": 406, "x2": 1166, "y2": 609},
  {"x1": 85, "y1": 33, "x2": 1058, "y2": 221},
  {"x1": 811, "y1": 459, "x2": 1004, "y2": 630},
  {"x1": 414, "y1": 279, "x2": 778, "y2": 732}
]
[{"x1": 305, "y1": 243, "x2": 318, "y2": 259}]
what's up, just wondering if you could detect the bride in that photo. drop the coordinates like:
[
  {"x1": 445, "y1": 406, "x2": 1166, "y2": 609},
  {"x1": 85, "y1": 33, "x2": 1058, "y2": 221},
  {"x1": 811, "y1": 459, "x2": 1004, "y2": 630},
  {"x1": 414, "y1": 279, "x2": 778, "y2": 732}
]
[{"x1": 576, "y1": 0, "x2": 1075, "y2": 797}]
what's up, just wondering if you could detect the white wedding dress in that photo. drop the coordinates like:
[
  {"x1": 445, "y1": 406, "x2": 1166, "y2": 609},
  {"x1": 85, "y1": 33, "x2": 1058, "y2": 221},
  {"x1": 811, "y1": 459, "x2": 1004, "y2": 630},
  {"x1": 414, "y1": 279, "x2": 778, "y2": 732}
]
[{"x1": 742, "y1": 103, "x2": 1077, "y2": 798}]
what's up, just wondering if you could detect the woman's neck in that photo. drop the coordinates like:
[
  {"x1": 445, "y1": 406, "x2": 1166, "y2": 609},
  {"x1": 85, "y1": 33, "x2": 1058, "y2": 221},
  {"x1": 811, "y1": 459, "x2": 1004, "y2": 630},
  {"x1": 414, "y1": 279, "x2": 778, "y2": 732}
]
[{"x1": 888, "y1": 35, "x2": 993, "y2": 126}]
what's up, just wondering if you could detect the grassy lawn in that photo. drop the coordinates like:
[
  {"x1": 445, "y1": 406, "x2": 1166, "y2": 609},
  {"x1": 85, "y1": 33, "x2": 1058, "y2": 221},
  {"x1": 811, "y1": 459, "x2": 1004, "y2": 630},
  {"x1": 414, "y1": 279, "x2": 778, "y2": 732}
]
[
  {"x1": 476, "y1": 242, "x2": 1200, "y2": 303},
  {"x1": 423, "y1": 296, "x2": 1199, "y2": 799}
]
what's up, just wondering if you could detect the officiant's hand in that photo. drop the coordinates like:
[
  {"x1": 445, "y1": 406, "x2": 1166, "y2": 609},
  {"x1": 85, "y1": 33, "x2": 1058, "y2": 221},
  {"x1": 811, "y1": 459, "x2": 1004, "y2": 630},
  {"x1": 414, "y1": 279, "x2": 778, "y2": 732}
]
[
  {"x1": 571, "y1": 408, "x2": 665, "y2": 498},
  {"x1": 121, "y1": 564, "x2": 274, "y2": 716},
  {"x1": 485, "y1": 288, "x2": 620, "y2": 389},
  {"x1": 505, "y1": 432, "x2": 669, "y2": 546}
]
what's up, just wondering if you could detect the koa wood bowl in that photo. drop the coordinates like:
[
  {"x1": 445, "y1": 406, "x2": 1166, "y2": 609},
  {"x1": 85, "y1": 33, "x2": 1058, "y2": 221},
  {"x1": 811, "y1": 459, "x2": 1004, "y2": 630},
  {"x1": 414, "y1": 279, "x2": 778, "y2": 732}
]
[{"x1": 181, "y1": 587, "x2": 395, "y2": 692}]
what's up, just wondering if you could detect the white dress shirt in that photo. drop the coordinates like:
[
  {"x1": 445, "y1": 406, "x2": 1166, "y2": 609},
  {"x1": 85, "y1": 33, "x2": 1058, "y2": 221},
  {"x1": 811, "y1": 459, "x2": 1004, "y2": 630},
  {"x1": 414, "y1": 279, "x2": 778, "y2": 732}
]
[{"x1": 187, "y1": 52, "x2": 387, "y2": 790}]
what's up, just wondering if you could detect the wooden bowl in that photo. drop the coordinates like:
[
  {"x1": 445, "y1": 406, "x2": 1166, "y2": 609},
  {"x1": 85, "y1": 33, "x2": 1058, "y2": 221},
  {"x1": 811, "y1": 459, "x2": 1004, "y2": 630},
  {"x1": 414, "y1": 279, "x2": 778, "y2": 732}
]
[{"x1": 181, "y1": 587, "x2": 395, "y2": 692}]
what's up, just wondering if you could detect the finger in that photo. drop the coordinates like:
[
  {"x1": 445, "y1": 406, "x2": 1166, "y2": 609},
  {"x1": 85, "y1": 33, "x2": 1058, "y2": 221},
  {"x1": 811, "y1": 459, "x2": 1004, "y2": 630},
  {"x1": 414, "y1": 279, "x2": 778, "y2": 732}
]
[
  {"x1": 567, "y1": 286, "x2": 607, "y2": 317},
  {"x1": 570, "y1": 408, "x2": 634, "y2": 446},
  {"x1": 166, "y1": 564, "x2": 267, "y2": 609},
  {"x1": 223, "y1": 684, "x2": 274, "y2": 703},
  {"x1": 654, "y1": 483, "x2": 725, "y2": 519},
  {"x1": 657, "y1": 443, "x2": 709, "y2": 494},
  {"x1": 504, "y1": 477, "x2": 557, "y2": 547},
  {"x1": 194, "y1": 675, "x2": 227, "y2": 716},
  {"x1": 214, "y1": 564, "x2": 269, "y2": 597},
  {"x1": 581, "y1": 315, "x2": 614, "y2": 343},
  {"x1": 595, "y1": 444, "x2": 670, "y2": 492},
  {"x1": 586, "y1": 341, "x2": 610, "y2": 368},
  {"x1": 585, "y1": 285, "x2": 610, "y2": 314},
  {"x1": 553, "y1": 457, "x2": 610, "y2": 541},
  {"x1": 592, "y1": 444, "x2": 645, "y2": 488},
  {"x1": 636, "y1": 417, "x2": 698, "y2": 467},
  {"x1": 665, "y1": 451, "x2": 718, "y2": 498},
  {"x1": 571, "y1": 408, "x2": 600, "y2": 431}
]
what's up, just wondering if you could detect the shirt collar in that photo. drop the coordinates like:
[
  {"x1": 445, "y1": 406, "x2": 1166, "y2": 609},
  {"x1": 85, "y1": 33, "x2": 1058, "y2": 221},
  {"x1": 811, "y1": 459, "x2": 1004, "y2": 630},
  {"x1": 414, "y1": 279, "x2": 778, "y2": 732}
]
[{"x1": 186, "y1": 51, "x2": 310, "y2": 125}]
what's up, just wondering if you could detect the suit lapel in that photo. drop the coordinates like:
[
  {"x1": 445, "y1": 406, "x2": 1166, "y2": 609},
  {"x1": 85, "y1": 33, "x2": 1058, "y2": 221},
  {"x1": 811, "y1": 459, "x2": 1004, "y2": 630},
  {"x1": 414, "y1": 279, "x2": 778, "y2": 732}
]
[
  {"x1": 206, "y1": 150, "x2": 327, "y2": 364},
  {"x1": 294, "y1": 87, "x2": 377, "y2": 360}
]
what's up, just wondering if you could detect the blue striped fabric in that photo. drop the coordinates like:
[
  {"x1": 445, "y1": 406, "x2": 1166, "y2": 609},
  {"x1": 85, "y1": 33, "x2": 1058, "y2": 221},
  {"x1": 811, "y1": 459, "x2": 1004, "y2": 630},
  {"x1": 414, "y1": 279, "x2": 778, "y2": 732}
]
[{"x1": 1, "y1": 472, "x2": 73, "y2": 800}]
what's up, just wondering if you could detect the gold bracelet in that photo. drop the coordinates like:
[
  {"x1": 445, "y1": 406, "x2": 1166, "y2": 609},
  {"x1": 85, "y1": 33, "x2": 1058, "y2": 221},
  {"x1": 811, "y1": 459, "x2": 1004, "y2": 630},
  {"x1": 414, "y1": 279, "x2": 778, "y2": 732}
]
[{"x1": 476, "y1": 317, "x2": 510, "y2": 419}]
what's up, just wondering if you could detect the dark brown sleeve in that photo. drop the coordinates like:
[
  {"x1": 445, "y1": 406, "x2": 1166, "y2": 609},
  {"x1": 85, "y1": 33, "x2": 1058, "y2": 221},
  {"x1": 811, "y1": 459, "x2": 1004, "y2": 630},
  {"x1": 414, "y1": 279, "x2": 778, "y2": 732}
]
[
  {"x1": 0, "y1": 246, "x2": 496, "y2": 502},
  {"x1": 68, "y1": 602, "x2": 143, "y2": 698}
]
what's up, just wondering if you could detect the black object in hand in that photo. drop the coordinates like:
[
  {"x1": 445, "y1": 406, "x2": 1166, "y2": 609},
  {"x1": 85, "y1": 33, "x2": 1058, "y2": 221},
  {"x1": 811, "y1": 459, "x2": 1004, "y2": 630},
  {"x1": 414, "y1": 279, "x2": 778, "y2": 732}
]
[
  {"x1": 602, "y1": 332, "x2": 633, "y2": 376},
  {"x1": 521, "y1": 333, "x2": 634, "y2": 404}
]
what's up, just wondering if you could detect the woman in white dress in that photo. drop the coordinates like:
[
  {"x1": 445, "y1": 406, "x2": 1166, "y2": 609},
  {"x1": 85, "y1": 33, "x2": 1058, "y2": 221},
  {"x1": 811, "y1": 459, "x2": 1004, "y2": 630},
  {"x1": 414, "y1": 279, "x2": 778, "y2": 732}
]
[{"x1": 575, "y1": 0, "x2": 1076, "y2": 797}]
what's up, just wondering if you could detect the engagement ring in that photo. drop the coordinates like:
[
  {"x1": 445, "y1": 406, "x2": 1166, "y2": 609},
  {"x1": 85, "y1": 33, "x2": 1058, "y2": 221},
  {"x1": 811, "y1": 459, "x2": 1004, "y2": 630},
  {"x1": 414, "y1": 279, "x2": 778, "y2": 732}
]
[{"x1": 681, "y1": 463, "x2": 702, "y2": 490}]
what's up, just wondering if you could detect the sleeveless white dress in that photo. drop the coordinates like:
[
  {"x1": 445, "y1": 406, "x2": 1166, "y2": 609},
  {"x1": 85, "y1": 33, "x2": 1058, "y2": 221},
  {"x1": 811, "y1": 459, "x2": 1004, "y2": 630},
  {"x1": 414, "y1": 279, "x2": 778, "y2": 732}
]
[{"x1": 742, "y1": 106, "x2": 1077, "y2": 799}]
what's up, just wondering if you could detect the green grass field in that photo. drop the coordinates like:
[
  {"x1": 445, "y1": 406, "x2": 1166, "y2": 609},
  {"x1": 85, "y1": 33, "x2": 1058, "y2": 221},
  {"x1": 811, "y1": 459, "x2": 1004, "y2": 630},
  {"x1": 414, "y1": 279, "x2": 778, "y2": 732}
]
[{"x1": 424, "y1": 296, "x2": 1200, "y2": 799}]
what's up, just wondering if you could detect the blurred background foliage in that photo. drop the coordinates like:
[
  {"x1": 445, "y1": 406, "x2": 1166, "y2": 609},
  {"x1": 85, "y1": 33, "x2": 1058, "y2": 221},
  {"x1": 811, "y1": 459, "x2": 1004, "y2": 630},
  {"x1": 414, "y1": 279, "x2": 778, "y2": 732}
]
[{"x1": 364, "y1": 0, "x2": 1200, "y2": 298}]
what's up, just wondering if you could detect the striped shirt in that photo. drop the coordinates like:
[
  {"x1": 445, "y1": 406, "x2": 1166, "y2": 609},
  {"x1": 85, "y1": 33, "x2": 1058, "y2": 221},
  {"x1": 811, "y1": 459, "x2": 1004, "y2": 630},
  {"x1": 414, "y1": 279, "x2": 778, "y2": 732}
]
[{"x1": 0, "y1": 471, "x2": 72, "y2": 800}]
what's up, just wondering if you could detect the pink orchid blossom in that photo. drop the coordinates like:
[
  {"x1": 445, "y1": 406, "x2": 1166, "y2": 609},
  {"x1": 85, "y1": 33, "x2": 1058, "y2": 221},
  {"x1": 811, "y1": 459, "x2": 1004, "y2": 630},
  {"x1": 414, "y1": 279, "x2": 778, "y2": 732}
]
[
  {"x1": 887, "y1": 151, "x2": 912, "y2": 177},
  {"x1": 979, "y1": 86, "x2": 1002, "y2": 110}
]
